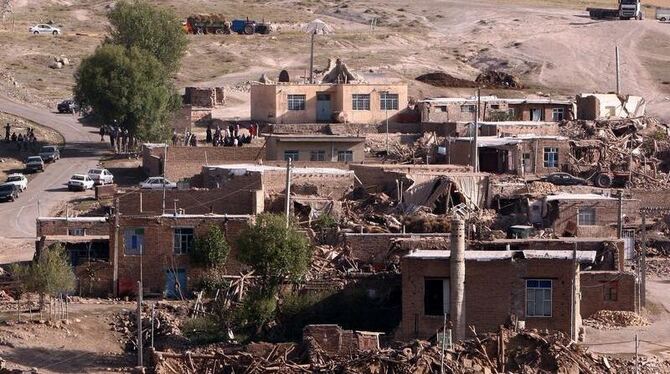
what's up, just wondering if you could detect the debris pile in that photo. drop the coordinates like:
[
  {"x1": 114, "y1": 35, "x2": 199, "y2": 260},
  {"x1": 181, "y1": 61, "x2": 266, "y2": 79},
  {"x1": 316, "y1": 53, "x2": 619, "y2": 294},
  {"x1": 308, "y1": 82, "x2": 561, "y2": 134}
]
[
  {"x1": 415, "y1": 71, "x2": 477, "y2": 88},
  {"x1": 584, "y1": 310, "x2": 650, "y2": 329},
  {"x1": 112, "y1": 302, "x2": 190, "y2": 351},
  {"x1": 152, "y1": 327, "x2": 670, "y2": 373},
  {"x1": 48, "y1": 56, "x2": 70, "y2": 69},
  {"x1": 475, "y1": 70, "x2": 523, "y2": 89}
]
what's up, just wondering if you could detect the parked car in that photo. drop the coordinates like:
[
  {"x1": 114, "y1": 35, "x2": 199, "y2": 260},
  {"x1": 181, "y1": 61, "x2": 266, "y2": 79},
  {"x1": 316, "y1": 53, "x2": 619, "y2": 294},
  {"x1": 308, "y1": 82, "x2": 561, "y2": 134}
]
[
  {"x1": 68, "y1": 174, "x2": 94, "y2": 191},
  {"x1": 87, "y1": 168, "x2": 114, "y2": 185},
  {"x1": 541, "y1": 172, "x2": 588, "y2": 186},
  {"x1": 57, "y1": 99, "x2": 77, "y2": 114},
  {"x1": 0, "y1": 184, "x2": 20, "y2": 202},
  {"x1": 29, "y1": 24, "x2": 61, "y2": 35},
  {"x1": 4, "y1": 173, "x2": 27, "y2": 191},
  {"x1": 25, "y1": 156, "x2": 45, "y2": 173},
  {"x1": 139, "y1": 177, "x2": 177, "y2": 190},
  {"x1": 39, "y1": 145, "x2": 60, "y2": 163}
]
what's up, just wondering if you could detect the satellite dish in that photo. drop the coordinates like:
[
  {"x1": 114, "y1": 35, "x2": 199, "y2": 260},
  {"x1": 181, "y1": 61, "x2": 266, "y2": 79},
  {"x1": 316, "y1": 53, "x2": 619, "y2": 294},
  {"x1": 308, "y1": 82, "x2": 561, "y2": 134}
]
[
  {"x1": 278, "y1": 70, "x2": 290, "y2": 82},
  {"x1": 304, "y1": 19, "x2": 333, "y2": 35}
]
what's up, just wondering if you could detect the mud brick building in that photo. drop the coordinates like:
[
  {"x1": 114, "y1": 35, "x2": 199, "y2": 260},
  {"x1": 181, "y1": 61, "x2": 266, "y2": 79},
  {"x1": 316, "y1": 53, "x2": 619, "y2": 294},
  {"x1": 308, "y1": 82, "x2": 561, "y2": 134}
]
[
  {"x1": 112, "y1": 214, "x2": 252, "y2": 297},
  {"x1": 250, "y1": 82, "x2": 408, "y2": 125},
  {"x1": 117, "y1": 189, "x2": 262, "y2": 216},
  {"x1": 446, "y1": 135, "x2": 569, "y2": 175},
  {"x1": 400, "y1": 249, "x2": 588, "y2": 339},
  {"x1": 418, "y1": 96, "x2": 574, "y2": 123},
  {"x1": 36, "y1": 216, "x2": 109, "y2": 237}
]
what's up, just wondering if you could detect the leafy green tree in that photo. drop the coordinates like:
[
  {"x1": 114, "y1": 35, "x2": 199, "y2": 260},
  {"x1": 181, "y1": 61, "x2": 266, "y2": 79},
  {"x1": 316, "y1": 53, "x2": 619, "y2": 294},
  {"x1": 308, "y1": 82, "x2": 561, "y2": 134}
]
[
  {"x1": 107, "y1": 0, "x2": 188, "y2": 73},
  {"x1": 237, "y1": 213, "x2": 312, "y2": 292},
  {"x1": 190, "y1": 225, "x2": 231, "y2": 268},
  {"x1": 11, "y1": 244, "x2": 76, "y2": 309},
  {"x1": 74, "y1": 44, "x2": 181, "y2": 142}
]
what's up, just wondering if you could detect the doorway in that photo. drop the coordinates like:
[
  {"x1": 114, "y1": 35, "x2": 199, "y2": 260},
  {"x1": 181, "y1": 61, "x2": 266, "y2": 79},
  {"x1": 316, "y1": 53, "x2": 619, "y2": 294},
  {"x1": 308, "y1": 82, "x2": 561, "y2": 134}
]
[
  {"x1": 165, "y1": 269, "x2": 187, "y2": 299},
  {"x1": 316, "y1": 92, "x2": 331, "y2": 122}
]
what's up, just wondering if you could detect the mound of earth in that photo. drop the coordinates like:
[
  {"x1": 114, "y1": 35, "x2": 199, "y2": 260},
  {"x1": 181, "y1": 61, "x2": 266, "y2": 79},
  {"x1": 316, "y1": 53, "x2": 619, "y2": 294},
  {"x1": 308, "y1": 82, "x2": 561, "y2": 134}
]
[{"x1": 415, "y1": 72, "x2": 477, "y2": 88}]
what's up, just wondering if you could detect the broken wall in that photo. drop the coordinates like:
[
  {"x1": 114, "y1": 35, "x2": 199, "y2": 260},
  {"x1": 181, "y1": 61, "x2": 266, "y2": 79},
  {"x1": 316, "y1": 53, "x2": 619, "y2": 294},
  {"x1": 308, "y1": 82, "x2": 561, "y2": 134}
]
[{"x1": 580, "y1": 271, "x2": 637, "y2": 318}]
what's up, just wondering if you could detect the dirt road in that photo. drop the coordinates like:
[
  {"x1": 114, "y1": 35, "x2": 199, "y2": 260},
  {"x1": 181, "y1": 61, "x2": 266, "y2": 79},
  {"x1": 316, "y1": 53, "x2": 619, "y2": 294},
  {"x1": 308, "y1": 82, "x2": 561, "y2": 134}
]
[{"x1": 0, "y1": 95, "x2": 105, "y2": 263}]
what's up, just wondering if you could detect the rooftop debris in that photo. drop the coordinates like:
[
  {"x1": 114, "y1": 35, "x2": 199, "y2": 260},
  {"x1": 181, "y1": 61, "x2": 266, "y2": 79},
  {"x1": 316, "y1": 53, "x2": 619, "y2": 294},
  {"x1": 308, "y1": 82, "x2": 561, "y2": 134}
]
[
  {"x1": 583, "y1": 310, "x2": 651, "y2": 330},
  {"x1": 475, "y1": 70, "x2": 523, "y2": 89},
  {"x1": 152, "y1": 327, "x2": 670, "y2": 373}
]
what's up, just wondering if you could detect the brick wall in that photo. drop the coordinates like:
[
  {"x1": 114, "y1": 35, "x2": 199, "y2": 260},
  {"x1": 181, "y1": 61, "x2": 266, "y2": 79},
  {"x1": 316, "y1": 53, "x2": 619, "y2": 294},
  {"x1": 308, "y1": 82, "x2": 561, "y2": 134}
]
[
  {"x1": 303, "y1": 324, "x2": 379, "y2": 355},
  {"x1": 37, "y1": 218, "x2": 109, "y2": 237},
  {"x1": 113, "y1": 215, "x2": 251, "y2": 295},
  {"x1": 184, "y1": 87, "x2": 225, "y2": 107},
  {"x1": 75, "y1": 261, "x2": 113, "y2": 297},
  {"x1": 348, "y1": 164, "x2": 472, "y2": 194},
  {"x1": 551, "y1": 199, "x2": 640, "y2": 238},
  {"x1": 580, "y1": 271, "x2": 637, "y2": 318},
  {"x1": 400, "y1": 257, "x2": 576, "y2": 339},
  {"x1": 118, "y1": 189, "x2": 257, "y2": 216},
  {"x1": 480, "y1": 123, "x2": 559, "y2": 137},
  {"x1": 344, "y1": 233, "x2": 450, "y2": 264}
]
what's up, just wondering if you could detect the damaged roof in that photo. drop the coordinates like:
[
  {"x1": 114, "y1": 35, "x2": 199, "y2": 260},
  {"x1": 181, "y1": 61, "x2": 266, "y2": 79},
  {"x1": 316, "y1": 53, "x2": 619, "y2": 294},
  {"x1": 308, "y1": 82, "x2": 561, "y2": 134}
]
[
  {"x1": 405, "y1": 249, "x2": 597, "y2": 263},
  {"x1": 455, "y1": 135, "x2": 568, "y2": 147}
]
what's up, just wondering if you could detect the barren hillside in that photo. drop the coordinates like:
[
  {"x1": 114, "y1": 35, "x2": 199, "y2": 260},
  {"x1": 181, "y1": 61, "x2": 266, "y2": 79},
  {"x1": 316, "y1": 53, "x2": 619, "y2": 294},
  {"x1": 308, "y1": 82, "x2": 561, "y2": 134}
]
[{"x1": 1, "y1": 0, "x2": 669, "y2": 120}]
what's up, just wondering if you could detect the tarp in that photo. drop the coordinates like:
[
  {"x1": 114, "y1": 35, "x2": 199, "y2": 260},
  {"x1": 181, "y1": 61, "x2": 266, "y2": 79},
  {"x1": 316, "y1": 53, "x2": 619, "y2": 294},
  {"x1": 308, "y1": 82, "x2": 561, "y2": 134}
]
[{"x1": 401, "y1": 174, "x2": 488, "y2": 214}]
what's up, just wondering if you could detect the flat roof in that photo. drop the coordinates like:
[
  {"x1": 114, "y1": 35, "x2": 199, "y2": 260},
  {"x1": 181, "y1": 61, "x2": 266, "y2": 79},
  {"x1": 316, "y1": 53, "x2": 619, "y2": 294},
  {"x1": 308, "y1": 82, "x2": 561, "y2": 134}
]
[
  {"x1": 37, "y1": 216, "x2": 108, "y2": 222},
  {"x1": 41, "y1": 235, "x2": 109, "y2": 243},
  {"x1": 159, "y1": 214, "x2": 252, "y2": 219},
  {"x1": 419, "y1": 96, "x2": 572, "y2": 105},
  {"x1": 270, "y1": 134, "x2": 365, "y2": 142},
  {"x1": 545, "y1": 193, "x2": 615, "y2": 201},
  {"x1": 456, "y1": 135, "x2": 567, "y2": 147},
  {"x1": 405, "y1": 249, "x2": 597, "y2": 263},
  {"x1": 206, "y1": 163, "x2": 353, "y2": 175}
]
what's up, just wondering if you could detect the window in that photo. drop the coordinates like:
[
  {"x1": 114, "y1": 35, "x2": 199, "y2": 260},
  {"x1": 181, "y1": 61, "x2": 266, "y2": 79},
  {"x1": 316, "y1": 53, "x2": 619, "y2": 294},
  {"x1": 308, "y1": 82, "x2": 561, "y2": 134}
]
[
  {"x1": 337, "y1": 150, "x2": 353, "y2": 162},
  {"x1": 424, "y1": 279, "x2": 450, "y2": 316},
  {"x1": 310, "y1": 150, "x2": 326, "y2": 161},
  {"x1": 507, "y1": 108, "x2": 516, "y2": 118},
  {"x1": 461, "y1": 104, "x2": 476, "y2": 113},
  {"x1": 380, "y1": 92, "x2": 399, "y2": 110},
  {"x1": 68, "y1": 228, "x2": 85, "y2": 236},
  {"x1": 352, "y1": 94, "x2": 370, "y2": 111},
  {"x1": 526, "y1": 279, "x2": 552, "y2": 317},
  {"x1": 287, "y1": 95, "x2": 306, "y2": 111},
  {"x1": 173, "y1": 228, "x2": 194, "y2": 255},
  {"x1": 604, "y1": 282, "x2": 618, "y2": 301},
  {"x1": 124, "y1": 228, "x2": 144, "y2": 255},
  {"x1": 552, "y1": 108, "x2": 565, "y2": 121},
  {"x1": 284, "y1": 150, "x2": 299, "y2": 161},
  {"x1": 543, "y1": 147, "x2": 558, "y2": 168},
  {"x1": 578, "y1": 207, "x2": 596, "y2": 226}
]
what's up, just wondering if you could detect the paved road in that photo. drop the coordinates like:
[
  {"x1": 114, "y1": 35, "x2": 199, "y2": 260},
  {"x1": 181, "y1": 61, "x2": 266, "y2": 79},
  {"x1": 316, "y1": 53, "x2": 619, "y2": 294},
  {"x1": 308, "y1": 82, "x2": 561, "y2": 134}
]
[{"x1": 0, "y1": 95, "x2": 105, "y2": 259}]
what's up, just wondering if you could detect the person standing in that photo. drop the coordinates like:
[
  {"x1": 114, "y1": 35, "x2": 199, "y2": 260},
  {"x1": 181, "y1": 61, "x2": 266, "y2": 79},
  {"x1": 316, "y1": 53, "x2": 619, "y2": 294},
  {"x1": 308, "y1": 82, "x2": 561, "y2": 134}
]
[
  {"x1": 99, "y1": 126, "x2": 105, "y2": 142},
  {"x1": 4, "y1": 123, "x2": 10, "y2": 142},
  {"x1": 206, "y1": 124, "x2": 212, "y2": 144}
]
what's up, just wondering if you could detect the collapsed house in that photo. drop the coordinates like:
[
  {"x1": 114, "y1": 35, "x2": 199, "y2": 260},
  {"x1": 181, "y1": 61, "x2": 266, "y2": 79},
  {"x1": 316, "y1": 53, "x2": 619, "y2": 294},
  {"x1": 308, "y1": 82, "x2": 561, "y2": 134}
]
[
  {"x1": 575, "y1": 93, "x2": 645, "y2": 120},
  {"x1": 418, "y1": 96, "x2": 574, "y2": 123}
]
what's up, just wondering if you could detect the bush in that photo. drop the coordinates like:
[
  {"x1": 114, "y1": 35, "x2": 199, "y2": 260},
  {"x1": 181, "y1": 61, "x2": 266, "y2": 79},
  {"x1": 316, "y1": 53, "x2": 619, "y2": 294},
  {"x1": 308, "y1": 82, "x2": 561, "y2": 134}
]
[
  {"x1": 190, "y1": 225, "x2": 230, "y2": 268},
  {"x1": 313, "y1": 213, "x2": 338, "y2": 230},
  {"x1": 182, "y1": 316, "x2": 229, "y2": 344}
]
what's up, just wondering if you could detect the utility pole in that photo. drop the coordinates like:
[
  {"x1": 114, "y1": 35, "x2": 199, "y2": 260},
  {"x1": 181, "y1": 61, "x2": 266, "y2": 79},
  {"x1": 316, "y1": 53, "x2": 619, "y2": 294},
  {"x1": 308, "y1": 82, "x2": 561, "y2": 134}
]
[
  {"x1": 641, "y1": 211, "x2": 647, "y2": 308},
  {"x1": 440, "y1": 312, "x2": 446, "y2": 374},
  {"x1": 162, "y1": 144, "x2": 168, "y2": 215},
  {"x1": 634, "y1": 333, "x2": 639, "y2": 374},
  {"x1": 472, "y1": 88, "x2": 481, "y2": 173},
  {"x1": 112, "y1": 198, "x2": 120, "y2": 297},
  {"x1": 137, "y1": 280, "x2": 143, "y2": 368},
  {"x1": 385, "y1": 103, "x2": 389, "y2": 156},
  {"x1": 284, "y1": 158, "x2": 292, "y2": 228},
  {"x1": 617, "y1": 191, "x2": 623, "y2": 239},
  {"x1": 615, "y1": 46, "x2": 620, "y2": 95},
  {"x1": 571, "y1": 243, "x2": 580, "y2": 341},
  {"x1": 309, "y1": 31, "x2": 315, "y2": 84}
]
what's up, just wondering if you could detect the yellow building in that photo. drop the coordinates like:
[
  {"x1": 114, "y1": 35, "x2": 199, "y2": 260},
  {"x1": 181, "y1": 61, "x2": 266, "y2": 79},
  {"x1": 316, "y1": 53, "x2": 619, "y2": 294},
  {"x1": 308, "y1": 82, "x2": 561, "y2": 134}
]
[{"x1": 250, "y1": 82, "x2": 408, "y2": 124}]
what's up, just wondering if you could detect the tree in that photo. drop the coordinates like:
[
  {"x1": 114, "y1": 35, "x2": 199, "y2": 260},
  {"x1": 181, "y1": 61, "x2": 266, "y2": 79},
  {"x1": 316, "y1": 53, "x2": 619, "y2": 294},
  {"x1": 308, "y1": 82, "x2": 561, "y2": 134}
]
[
  {"x1": 190, "y1": 225, "x2": 231, "y2": 268},
  {"x1": 107, "y1": 0, "x2": 188, "y2": 73},
  {"x1": 11, "y1": 244, "x2": 76, "y2": 309},
  {"x1": 74, "y1": 44, "x2": 181, "y2": 142},
  {"x1": 237, "y1": 213, "x2": 312, "y2": 291}
]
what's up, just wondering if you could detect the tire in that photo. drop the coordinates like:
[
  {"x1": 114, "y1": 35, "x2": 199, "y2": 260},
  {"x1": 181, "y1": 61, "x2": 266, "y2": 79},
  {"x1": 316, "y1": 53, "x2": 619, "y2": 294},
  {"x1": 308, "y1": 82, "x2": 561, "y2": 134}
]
[
  {"x1": 196, "y1": 27, "x2": 204, "y2": 35},
  {"x1": 661, "y1": 17, "x2": 667, "y2": 21},
  {"x1": 243, "y1": 24, "x2": 254, "y2": 35},
  {"x1": 594, "y1": 173, "x2": 613, "y2": 188},
  {"x1": 215, "y1": 28, "x2": 225, "y2": 35},
  {"x1": 52, "y1": 30, "x2": 58, "y2": 35},
  {"x1": 33, "y1": 31, "x2": 39, "y2": 35}
]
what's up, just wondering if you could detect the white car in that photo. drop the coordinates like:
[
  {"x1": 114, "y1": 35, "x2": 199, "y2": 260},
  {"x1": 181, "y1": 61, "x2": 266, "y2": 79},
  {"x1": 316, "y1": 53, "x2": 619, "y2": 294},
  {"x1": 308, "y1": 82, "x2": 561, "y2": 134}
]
[
  {"x1": 4, "y1": 173, "x2": 27, "y2": 192},
  {"x1": 87, "y1": 168, "x2": 114, "y2": 185},
  {"x1": 68, "y1": 174, "x2": 94, "y2": 191},
  {"x1": 29, "y1": 24, "x2": 61, "y2": 35},
  {"x1": 139, "y1": 177, "x2": 177, "y2": 190}
]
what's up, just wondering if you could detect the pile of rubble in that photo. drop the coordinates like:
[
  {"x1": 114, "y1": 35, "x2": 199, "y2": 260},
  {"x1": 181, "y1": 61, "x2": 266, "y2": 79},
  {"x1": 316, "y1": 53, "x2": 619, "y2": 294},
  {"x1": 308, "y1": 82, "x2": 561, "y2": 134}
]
[
  {"x1": 475, "y1": 70, "x2": 523, "y2": 89},
  {"x1": 560, "y1": 117, "x2": 668, "y2": 188},
  {"x1": 152, "y1": 327, "x2": 670, "y2": 373},
  {"x1": 111, "y1": 302, "x2": 190, "y2": 351},
  {"x1": 415, "y1": 71, "x2": 477, "y2": 88},
  {"x1": 583, "y1": 310, "x2": 650, "y2": 330}
]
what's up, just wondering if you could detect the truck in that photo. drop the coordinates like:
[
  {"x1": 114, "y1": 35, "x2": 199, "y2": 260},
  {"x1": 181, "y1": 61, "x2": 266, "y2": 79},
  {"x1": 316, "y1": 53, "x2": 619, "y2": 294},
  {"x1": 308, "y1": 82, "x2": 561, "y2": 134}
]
[
  {"x1": 587, "y1": 0, "x2": 643, "y2": 20},
  {"x1": 230, "y1": 18, "x2": 272, "y2": 35},
  {"x1": 185, "y1": 14, "x2": 231, "y2": 34},
  {"x1": 656, "y1": 7, "x2": 670, "y2": 21}
]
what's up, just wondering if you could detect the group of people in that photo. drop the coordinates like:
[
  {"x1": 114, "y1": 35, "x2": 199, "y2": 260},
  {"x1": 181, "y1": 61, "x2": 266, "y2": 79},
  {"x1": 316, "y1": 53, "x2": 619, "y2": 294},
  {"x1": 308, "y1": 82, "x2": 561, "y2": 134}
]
[
  {"x1": 171, "y1": 123, "x2": 259, "y2": 147},
  {"x1": 5, "y1": 122, "x2": 39, "y2": 151},
  {"x1": 99, "y1": 122, "x2": 136, "y2": 154}
]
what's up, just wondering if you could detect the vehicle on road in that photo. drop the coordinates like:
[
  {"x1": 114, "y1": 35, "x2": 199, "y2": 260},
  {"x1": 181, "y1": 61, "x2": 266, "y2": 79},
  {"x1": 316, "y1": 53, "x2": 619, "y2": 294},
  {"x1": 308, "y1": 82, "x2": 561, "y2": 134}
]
[
  {"x1": 587, "y1": 0, "x2": 643, "y2": 20},
  {"x1": 25, "y1": 156, "x2": 45, "y2": 173},
  {"x1": 541, "y1": 172, "x2": 588, "y2": 186},
  {"x1": 4, "y1": 174, "x2": 27, "y2": 192},
  {"x1": 68, "y1": 174, "x2": 95, "y2": 191},
  {"x1": 39, "y1": 145, "x2": 60, "y2": 163},
  {"x1": 0, "y1": 184, "x2": 20, "y2": 202},
  {"x1": 57, "y1": 99, "x2": 77, "y2": 114},
  {"x1": 87, "y1": 168, "x2": 114, "y2": 185},
  {"x1": 29, "y1": 24, "x2": 61, "y2": 35},
  {"x1": 139, "y1": 177, "x2": 177, "y2": 190},
  {"x1": 656, "y1": 7, "x2": 670, "y2": 21}
]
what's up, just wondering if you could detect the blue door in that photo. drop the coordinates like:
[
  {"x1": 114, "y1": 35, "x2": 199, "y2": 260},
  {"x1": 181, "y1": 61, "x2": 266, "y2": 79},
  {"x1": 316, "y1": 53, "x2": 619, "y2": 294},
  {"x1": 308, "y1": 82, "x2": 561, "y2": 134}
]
[
  {"x1": 165, "y1": 269, "x2": 187, "y2": 299},
  {"x1": 316, "y1": 93, "x2": 331, "y2": 122}
]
